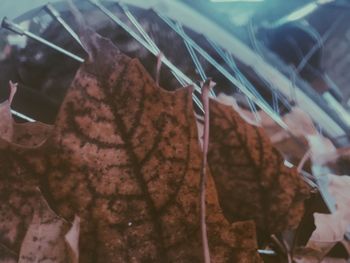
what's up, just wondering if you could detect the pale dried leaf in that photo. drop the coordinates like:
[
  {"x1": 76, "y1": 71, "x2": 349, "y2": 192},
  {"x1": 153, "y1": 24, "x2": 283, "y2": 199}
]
[
  {"x1": 294, "y1": 256, "x2": 347, "y2": 263},
  {"x1": 0, "y1": 81, "x2": 17, "y2": 141},
  {"x1": 309, "y1": 212, "x2": 347, "y2": 243},
  {"x1": 11, "y1": 122, "x2": 52, "y2": 147},
  {"x1": 283, "y1": 107, "x2": 318, "y2": 138},
  {"x1": 328, "y1": 175, "x2": 350, "y2": 220},
  {"x1": 230, "y1": 102, "x2": 313, "y2": 164},
  {"x1": 18, "y1": 196, "x2": 69, "y2": 263},
  {"x1": 258, "y1": 106, "x2": 317, "y2": 142},
  {"x1": 321, "y1": 258, "x2": 348, "y2": 263},
  {"x1": 215, "y1": 93, "x2": 261, "y2": 126},
  {"x1": 306, "y1": 134, "x2": 337, "y2": 169},
  {"x1": 65, "y1": 215, "x2": 80, "y2": 263},
  {"x1": 307, "y1": 175, "x2": 350, "y2": 257},
  {"x1": 294, "y1": 247, "x2": 348, "y2": 263}
]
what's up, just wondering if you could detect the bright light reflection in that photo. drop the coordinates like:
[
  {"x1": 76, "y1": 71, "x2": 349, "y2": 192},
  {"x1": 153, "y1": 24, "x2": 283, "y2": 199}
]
[
  {"x1": 275, "y1": 0, "x2": 334, "y2": 26},
  {"x1": 284, "y1": 3, "x2": 318, "y2": 22}
]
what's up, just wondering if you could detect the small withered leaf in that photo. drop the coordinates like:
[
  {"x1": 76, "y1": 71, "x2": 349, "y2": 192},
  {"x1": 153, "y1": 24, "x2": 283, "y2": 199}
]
[{"x1": 207, "y1": 98, "x2": 311, "y2": 236}]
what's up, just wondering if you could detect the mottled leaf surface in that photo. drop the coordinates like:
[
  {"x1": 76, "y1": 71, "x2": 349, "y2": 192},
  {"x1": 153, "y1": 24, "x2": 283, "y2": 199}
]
[
  {"x1": 207, "y1": 98, "x2": 310, "y2": 236},
  {"x1": 18, "y1": 197, "x2": 69, "y2": 263},
  {"x1": 1, "y1": 30, "x2": 262, "y2": 262},
  {"x1": 0, "y1": 84, "x2": 52, "y2": 262},
  {"x1": 0, "y1": 56, "x2": 78, "y2": 261}
]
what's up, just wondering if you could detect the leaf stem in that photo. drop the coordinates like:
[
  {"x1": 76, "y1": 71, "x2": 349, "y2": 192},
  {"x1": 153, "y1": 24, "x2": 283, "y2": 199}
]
[
  {"x1": 200, "y1": 79, "x2": 215, "y2": 263},
  {"x1": 156, "y1": 52, "x2": 163, "y2": 86}
]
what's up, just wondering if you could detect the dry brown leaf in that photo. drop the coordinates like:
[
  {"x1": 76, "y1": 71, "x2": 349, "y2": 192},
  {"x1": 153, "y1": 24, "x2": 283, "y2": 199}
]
[
  {"x1": 0, "y1": 28, "x2": 262, "y2": 262},
  {"x1": 214, "y1": 94, "x2": 312, "y2": 165},
  {"x1": 0, "y1": 84, "x2": 60, "y2": 263},
  {"x1": 207, "y1": 98, "x2": 310, "y2": 236},
  {"x1": 0, "y1": 83, "x2": 18, "y2": 262},
  {"x1": 0, "y1": 150, "x2": 41, "y2": 262},
  {"x1": 0, "y1": 82, "x2": 53, "y2": 262}
]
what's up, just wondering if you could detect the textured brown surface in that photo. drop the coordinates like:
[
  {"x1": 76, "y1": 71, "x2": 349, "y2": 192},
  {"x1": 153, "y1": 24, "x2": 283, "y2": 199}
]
[
  {"x1": 207, "y1": 98, "x2": 311, "y2": 236},
  {"x1": 0, "y1": 30, "x2": 262, "y2": 262},
  {"x1": 0, "y1": 86, "x2": 52, "y2": 262},
  {"x1": 0, "y1": 161, "x2": 40, "y2": 262},
  {"x1": 0, "y1": 111, "x2": 53, "y2": 263}
]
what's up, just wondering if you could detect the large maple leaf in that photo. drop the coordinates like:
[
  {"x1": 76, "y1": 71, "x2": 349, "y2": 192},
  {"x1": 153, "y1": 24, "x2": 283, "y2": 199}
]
[
  {"x1": 0, "y1": 27, "x2": 262, "y2": 262},
  {"x1": 207, "y1": 99, "x2": 310, "y2": 237}
]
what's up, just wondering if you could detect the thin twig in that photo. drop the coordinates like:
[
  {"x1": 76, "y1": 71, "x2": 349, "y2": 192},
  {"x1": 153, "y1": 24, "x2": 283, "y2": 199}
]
[
  {"x1": 297, "y1": 149, "x2": 311, "y2": 173},
  {"x1": 282, "y1": 238, "x2": 292, "y2": 263},
  {"x1": 8, "y1": 81, "x2": 18, "y2": 105},
  {"x1": 271, "y1": 234, "x2": 287, "y2": 257},
  {"x1": 156, "y1": 52, "x2": 163, "y2": 86},
  {"x1": 200, "y1": 79, "x2": 215, "y2": 263}
]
